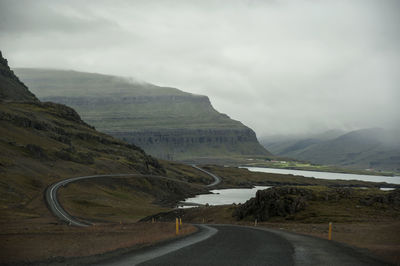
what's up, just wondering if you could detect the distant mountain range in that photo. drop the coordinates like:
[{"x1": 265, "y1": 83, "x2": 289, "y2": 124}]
[
  {"x1": 15, "y1": 68, "x2": 270, "y2": 161},
  {"x1": 262, "y1": 128, "x2": 400, "y2": 172}
]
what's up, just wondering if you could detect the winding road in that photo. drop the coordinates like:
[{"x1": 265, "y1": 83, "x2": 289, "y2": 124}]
[
  {"x1": 191, "y1": 164, "x2": 221, "y2": 187},
  {"x1": 45, "y1": 168, "x2": 386, "y2": 266},
  {"x1": 45, "y1": 165, "x2": 219, "y2": 226},
  {"x1": 45, "y1": 174, "x2": 139, "y2": 226},
  {"x1": 97, "y1": 224, "x2": 385, "y2": 266}
]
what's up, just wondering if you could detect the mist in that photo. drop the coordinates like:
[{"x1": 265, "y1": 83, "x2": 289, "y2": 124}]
[{"x1": 1, "y1": 0, "x2": 399, "y2": 138}]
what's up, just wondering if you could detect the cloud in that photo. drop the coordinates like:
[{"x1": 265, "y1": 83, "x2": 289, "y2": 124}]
[{"x1": 1, "y1": 0, "x2": 399, "y2": 137}]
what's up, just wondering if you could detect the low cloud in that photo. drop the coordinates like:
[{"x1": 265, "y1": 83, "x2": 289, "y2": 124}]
[{"x1": 1, "y1": 0, "x2": 399, "y2": 137}]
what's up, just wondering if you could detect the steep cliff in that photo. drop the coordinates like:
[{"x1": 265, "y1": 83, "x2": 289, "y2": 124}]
[
  {"x1": 15, "y1": 68, "x2": 270, "y2": 161},
  {"x1": 0, "y1": 52, "x2": 38, "y2": 102}
]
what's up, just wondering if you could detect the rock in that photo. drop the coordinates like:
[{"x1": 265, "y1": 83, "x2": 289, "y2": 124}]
[
  {"x1": 233, "y1": 187, "x2": 313, "y2": 221},
  {"x1": 0, "y1": 51, "x2": 38, "y2": 102},
  {"x1": 360, "y1": 188, "x2": 400, "y2": 207}
]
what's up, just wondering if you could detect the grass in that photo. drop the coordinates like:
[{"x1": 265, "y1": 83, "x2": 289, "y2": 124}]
[
  {"x1": 59, "y1": 180, "x2": 169, "y2": 223},
  {"x1": 0, "y1": 100, "x2": 211, "y2": 238},
  {"x1": 0, "y1": 222, "x2": 197, "y2": 264},
  {"x1": 206, "y1": 155, "x2": 397, "y2": 176},
  {"x1": 162, "y1": 187, "x2": 399, "y2": 224},
  {"x1": 149, "y1": 186, "x2": 400, "y2": 264}
]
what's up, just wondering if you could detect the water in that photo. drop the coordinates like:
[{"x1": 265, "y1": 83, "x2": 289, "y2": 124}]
[
  {"x1": 182, "y1": 186, "x2": 270, "y2": 206},
  {"x1": 243, "y1": 167, "x2": 400, "y2": 185}
]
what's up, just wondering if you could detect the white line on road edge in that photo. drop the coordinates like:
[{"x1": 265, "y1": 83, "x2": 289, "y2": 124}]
[{"x1": 98, "y1": 224, "x2": 218, "y2": 266}]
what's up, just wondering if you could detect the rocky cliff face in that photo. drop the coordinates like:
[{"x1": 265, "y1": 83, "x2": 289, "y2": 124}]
[
  {"x1": 111, "y1": 128, "x2": 267, "y2": 160},
  {"x1": 0, "y1": 51, "x2": 38, "y2": 102},
  {"x1": 15, "y1": 68, "x2": 271, "y2": 161}
]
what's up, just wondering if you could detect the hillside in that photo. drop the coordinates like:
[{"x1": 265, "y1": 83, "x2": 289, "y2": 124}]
[
  {"x1": 0, "y1": 52, "x2": 212, "y2": 228},
  {"x1": 14, "y1": 68, "x2": 270, "y2": 161},
  {"x1": 0, "y1": 54, "x2": 37, "y2": 102},
  {"x1": 263, "y1": 128, "x2": 400, "y2": 172}
]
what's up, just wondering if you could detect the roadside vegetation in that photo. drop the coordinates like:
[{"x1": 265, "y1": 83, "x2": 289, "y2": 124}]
[
  {"x1": 0, "y1": 222, "x2": 196, "y2": 265},
  {"x1": 143, "y1": 186, "x2": 400, "y2": 265}
]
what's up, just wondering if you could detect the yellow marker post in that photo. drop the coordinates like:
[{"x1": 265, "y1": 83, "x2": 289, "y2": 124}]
[
  {"x1": 176, "y1": 218, "x2": 179, "y2": 235},
  {"x1": 328, "y1": 222, "x2": 332, "y2": 240}
]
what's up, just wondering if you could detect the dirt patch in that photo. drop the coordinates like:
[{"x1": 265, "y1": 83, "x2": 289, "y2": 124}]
[{"x1": 0, "y1": 222, "x2": 197, "y2": 265}]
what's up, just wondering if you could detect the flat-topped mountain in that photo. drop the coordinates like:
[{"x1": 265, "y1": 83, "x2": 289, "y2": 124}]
[{"x1": 15, "y1": 68, "x2": 270, "y2": 161}]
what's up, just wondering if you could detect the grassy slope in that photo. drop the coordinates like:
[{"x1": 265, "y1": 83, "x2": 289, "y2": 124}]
[
  {"x1": 0, "y1": 53, "x2": 215, "y2": 263},
  {"x1": 0, "y1": 100, "x2": 213, "y2": 229}
]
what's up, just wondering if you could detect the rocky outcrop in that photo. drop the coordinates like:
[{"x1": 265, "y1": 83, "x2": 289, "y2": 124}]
[
  {"x1": 360, "y1": 189, "x2": 400, "y2": 207},
  {"x1": 0, "y1": 51, "x2": 38, "y2": 102},
  {"x1": 233, "y1": 187, "x2": 313, "y2": 221}
]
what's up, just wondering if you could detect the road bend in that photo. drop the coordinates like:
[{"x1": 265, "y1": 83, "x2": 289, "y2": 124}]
[
  {"x1": 45, "y1": 168, "x2": 221, "y2": 226},
  {"x1": 45, "y1": 174, "x2": 139, "y2": 226},
  {"x1": 45, "y1": 173, "x2": 386, "y2": 265},
  {"x1": 98, "y1": 224, "x2": 386, "y2": 266},
  {"x1": 191, "y1": 164, "x2": 221, "y2": 187}
]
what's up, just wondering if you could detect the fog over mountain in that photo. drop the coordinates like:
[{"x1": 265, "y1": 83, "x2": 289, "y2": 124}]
[{"x1": 1, "y1": 0, "x2": 399, "y2": 138}]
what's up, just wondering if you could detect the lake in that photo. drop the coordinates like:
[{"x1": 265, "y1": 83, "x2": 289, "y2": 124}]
[
  {"x1": 243, "y1": 167, "x2": 400, "y2": 185},
  {"x1": 181, "y1": 167, "x2": 399, "y2": 208},
  {"x1": 181, "y1": 186, "x2": 270, "y2": 207}
]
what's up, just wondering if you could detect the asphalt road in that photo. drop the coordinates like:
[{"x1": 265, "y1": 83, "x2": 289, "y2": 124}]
[
  {"x1": 45, "y1": 174, "x2": 139, "y2": 226},
  {"x1": 191, "y1": 165, "x2": 221, "y2": 187},
  {"x1": 45, "y1": 173, "x2": 387, "y2": 266},
  {"x1": 45, "y1": 167, "x2": 221, "y2": 226},
  {"x1": 97, "y1": 224, "x2": 386, "y2": 266}
]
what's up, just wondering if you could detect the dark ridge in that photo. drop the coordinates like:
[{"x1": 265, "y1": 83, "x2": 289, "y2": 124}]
[{"x1": 0, "y1": 51, "x2": 38, "y2": 102}]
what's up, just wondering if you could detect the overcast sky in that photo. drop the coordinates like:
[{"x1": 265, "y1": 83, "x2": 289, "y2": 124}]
[{"x1": 1, "y1": 0, "x2": 399, "y2": 138}]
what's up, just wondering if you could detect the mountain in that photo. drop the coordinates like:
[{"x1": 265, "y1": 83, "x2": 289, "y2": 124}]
[
  {"x1": 263, "y1": 128, "x2": 400, "y2": 172},
  {"x1": 0, "y1": 54, "x2": 37, "y2": 102},
  {"x1": 14, "y1": 68, "x2": 270, "y2": 161},
  {"x1": 261, "y1": 129, "x2": 346, "y2": 156},
  {"x1": 0, "y1": 52, "x2": 208, "y2": 226}
]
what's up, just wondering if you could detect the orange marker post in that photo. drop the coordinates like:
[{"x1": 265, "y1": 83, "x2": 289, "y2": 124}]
[
  {"x1": 328, "y1": 222, "x2": 332, "y2": 240},
  {"x1": 176, "y1": 218, "x2": 179, "y2": 235}
]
